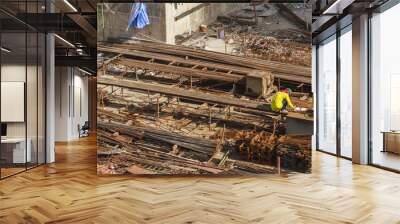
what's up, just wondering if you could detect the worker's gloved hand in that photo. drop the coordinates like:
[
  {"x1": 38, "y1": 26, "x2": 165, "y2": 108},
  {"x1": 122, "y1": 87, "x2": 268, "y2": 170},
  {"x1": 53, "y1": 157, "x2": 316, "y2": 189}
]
[
  {"x1": 294, "y1": 107, "x2": 301, "y2": 112},
  {"x1": 300, "y1": 108, "x2": 308, "y2": 112}
]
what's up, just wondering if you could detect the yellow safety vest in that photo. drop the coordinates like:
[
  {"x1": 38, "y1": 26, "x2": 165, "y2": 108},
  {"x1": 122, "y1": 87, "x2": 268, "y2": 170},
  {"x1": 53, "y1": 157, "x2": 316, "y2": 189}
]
[{"x1": 271, "y1": 92, "x2": 295, "y2": 112}]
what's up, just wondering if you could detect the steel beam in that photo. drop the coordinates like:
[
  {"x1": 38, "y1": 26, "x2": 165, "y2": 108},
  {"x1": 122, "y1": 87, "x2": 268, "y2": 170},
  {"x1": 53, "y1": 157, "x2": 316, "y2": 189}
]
[{"x1": 98, "y1": 76, "x2": 313, "y2": 122}]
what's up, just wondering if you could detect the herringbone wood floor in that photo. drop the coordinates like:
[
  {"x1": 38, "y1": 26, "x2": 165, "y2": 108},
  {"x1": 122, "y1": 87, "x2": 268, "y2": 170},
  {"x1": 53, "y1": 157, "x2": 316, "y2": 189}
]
[{"x1": 1, "y1": 136, "x2": 400, "y2": 224}]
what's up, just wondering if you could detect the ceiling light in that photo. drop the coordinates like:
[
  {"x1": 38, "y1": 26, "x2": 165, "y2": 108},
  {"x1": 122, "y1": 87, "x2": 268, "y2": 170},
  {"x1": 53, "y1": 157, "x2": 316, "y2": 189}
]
[
  {"x1": 1, "y1": 47, "x2": 11, "y2": 53},
  {"x1": 78, "y1": 68, "x2": 93, "y2": 76},
  {"x1": 54, "y1": 34, "x2": 75, "y2": 48},
  {"x1": 63, "y1": 0, "x2": 78, "y2": 12},
  {"x1": 76, "y1": 49, "x2": 84, "y2": 55},
  {"x1": 323, "y1": 0, "x2": 355, "y2": 15}
]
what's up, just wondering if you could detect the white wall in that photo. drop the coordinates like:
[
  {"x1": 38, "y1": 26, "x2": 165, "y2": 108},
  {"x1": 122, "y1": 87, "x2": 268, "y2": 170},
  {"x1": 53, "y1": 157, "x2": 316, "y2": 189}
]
[
  {"x1": 1, "y1": 64, "x2": 26, "y2": 138},
  {"x1": 54, "y1": 67, "x2": 89, "y2": 141},
  {"x1": 99, "y1": 3, "x2": 241, "y2": 44},
  {"x1": 55, "y1": 66, "x2": 70, "y2": 141},
  {"x1": 1, "y1": 64, "x2": 41, "y2": 139},
  {"x1": 71, "y1": 73, "x2": 89, "y2": 138},
  {"x1": 165, "y1": 3, "x2": 242, "y2": 44},
  {"x1": 99, "y1": 3, "x2": 167, "y2": 43},
  {"x1": 1, "y1": 62, "x2": 46, "y2": 164}
]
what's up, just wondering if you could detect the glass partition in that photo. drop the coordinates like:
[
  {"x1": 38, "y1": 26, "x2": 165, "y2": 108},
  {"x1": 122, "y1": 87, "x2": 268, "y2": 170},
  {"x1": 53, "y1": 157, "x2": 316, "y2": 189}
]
[
  {"x1": 0, "y1": 32, "x2": 28, "y2": 177},
  {"x1": 370, "y1": 3, "x2": 400, "y2": 171},
  {"x1": 339, "y1": 26, "x2": 352, "y2": 158},
  {"x1": 317, "y1": 35, "x2": 337, "y2": 154},
  {"x1": 0, "y1": 1, "x2": 46, "y2": 179},
  {"x1": 27, "y1": 31, "x2": 38, "y2": 169},
  {"x1": 37, "y1": 32, "x2": 45, "y2": 165}
]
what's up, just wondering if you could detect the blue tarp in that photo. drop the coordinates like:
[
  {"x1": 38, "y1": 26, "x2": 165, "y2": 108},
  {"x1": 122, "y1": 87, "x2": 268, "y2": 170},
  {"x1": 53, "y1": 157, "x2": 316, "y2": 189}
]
[{"x1": 127, "y1": 3, "x2": 150, "y2": 30}]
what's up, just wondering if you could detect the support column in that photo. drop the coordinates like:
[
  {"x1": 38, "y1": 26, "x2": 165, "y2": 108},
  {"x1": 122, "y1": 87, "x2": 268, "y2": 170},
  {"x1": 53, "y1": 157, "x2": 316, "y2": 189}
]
[
  {"x1": 312, "y1": 45, "x2": 317, "y2": 151},
  {"x1": 54, "y1": 67, "x2": 74, "y2": 141},
  {"x1": 164, "y1": 3, "x2": 175, "y2": 44},
  {"x1": 88, "y1": 76, "x2": 97, "y2": 132},
  {"x1": 352, "y1": 14, "x2": 369, "y2": 164},
  {"x1": 46, "y1": 32, "x2": 55, "y2": 163}
]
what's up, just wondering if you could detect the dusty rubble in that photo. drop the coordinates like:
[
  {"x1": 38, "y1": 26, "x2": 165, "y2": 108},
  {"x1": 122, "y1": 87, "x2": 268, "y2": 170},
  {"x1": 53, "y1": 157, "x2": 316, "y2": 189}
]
[
  {"x1": 97, "y1": 3, "x2": 313, "y2": 175},
  {"x1": 97, "y1": 42, "x2": 312, "y2": 175},
  {"x1": 177, "y1": 3, "x2": 312, "y2": 67}
]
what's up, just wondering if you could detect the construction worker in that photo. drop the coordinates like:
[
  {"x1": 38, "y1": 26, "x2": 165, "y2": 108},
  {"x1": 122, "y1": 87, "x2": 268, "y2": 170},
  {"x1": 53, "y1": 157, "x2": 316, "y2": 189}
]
[{"x1": 271, "y1": 88, "x2": 297, "y2": 113}]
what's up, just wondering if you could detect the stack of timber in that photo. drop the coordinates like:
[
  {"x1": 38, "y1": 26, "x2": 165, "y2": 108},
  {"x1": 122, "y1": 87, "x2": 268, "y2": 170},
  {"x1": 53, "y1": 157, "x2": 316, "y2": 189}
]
[
  {"x1": 99, "y1": 122, "x2": 217, "y2": 156},
  {"x1": 99, "y1": 40, "x2": 311, "y2": 84},
  {"x1": 111, "y1": 57, "x2": 242, "y2": 82},
  {"x1": 98, "y1": 45, "x2": 249, "y2": 80},
  {"x1": 97, "y1": 120, "x2": 278, "y2": 175}
]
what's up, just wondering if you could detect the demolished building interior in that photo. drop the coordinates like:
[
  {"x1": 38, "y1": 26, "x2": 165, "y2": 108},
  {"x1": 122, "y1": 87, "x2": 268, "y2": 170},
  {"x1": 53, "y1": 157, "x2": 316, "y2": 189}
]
[{"x1": 97, "y1": 3, "x2": 314, "y2": 175}]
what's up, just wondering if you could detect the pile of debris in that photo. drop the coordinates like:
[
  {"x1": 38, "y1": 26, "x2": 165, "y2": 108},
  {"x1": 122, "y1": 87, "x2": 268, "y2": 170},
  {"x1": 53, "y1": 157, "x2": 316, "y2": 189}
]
[
  {"x1": 235, "y1": 130, "x2": 277, "y2": 162},
  {"x1": 241, "y1": 35, "x2": 311, "y2": 66},
  {"x1": 177, "y1": 3, "x2": 312, "y2": 67},
  {"x1": 97, "y1": 118, "x2": 278, "y2": 175},
  {"x1": 234, "y1": 130, "x2": 311, "y2": 172},
  {"x1": 97, "y1": 38, "x2": 313, "y2": 175},
  {"x1": 276, "y1": 135, "x2": 311, "y2": 172}
]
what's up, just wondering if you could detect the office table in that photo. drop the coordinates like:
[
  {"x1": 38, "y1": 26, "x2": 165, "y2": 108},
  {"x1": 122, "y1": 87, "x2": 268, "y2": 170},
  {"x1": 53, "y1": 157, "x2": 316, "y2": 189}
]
[
  {"x1": 382, "y1": 131, "x2": 400, "y2": 154},
  {"x1": 1, "y1": 138, "x2": 32, "y2": 164}
]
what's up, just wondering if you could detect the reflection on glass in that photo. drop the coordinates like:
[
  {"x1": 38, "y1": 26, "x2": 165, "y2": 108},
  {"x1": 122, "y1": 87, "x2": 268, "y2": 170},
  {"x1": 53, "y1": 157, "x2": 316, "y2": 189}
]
[
  {"x1": 38, "y1": 33, "x2": 46, "y2": 165},
  {"x1": 1, "y1": 32, "x2": 28, "y2": 177},
  {"x1": 340, "y1": 27, "x2": 352, "y2": 158},
  {"x1": 371, "y1": 4, "x2": 400, "y2": 171},
  {"x1": 318, "y1": 35, "x2": 337, "y2": 154},
  {"x1": 27, "y1": 32, "x2": 38, "y2": 169},
  {"x1": 0, "y1": 1, "x2": 47, "y2": 178}
]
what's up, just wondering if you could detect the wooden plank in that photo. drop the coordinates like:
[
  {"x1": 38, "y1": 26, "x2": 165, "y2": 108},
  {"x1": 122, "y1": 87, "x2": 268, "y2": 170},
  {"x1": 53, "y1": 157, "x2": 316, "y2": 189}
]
[
  {"x1": 98, "y1": 45, "x2": 250, "y2": 75},
  {"x1": 99, "y1": 76, "x2": 264, "y2": 110},
  {"x1": 100, "y1": 41, "x2": 312, "y2": 79},
  {"x1": 114, "y1": 57, "x2": 242, "y2": 82},
  {"x1": 99, "y1": 43, "x2": 311, "y2": 84}
]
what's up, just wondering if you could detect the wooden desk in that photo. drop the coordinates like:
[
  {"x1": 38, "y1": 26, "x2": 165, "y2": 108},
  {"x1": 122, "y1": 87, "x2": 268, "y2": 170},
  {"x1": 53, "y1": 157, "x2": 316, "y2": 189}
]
[
  {"x1": 382, "y1": 131, "x2": 400, "y2": 154},
  {"x1": 1, "y1": 138, "x2": 32, "y2": 163}
]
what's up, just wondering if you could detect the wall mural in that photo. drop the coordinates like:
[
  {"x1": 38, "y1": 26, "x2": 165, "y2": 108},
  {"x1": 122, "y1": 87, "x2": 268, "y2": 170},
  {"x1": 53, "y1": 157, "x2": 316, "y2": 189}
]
[{"x1": 97, "y1": 3, "x2": 313, "y2": 175}]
